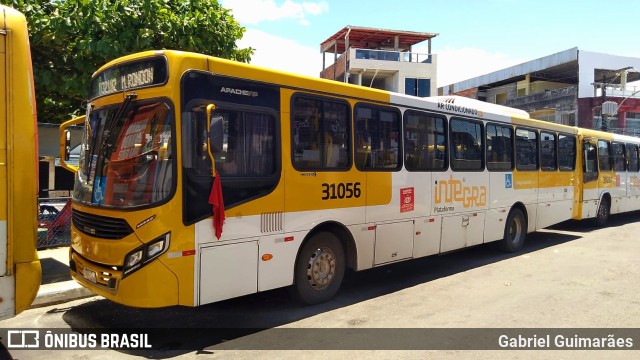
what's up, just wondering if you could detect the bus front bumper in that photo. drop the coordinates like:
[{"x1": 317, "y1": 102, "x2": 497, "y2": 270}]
[{"x1": 70, "y1": 249, "x2": 179, "y2": 308}]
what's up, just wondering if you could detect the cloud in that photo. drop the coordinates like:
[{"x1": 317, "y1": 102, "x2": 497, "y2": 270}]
[
  {"x1": 238, "y1": 29, "x2": 321, "y2": 77},
  {"x1": 221, "y1": 0, "x2": 329, "y2": 26}
]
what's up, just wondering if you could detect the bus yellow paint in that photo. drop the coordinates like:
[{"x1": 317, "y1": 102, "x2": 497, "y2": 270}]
[
  {"x1": 60, "y1": 49, "x2": 640, "y2": 308},
  {"x1": 0, "y1": 5, "x2": 41, "y2": 319}
]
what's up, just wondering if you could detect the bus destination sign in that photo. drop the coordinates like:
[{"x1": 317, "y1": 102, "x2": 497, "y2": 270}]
[{"x1": 90, "y1": 56, "x2": 168, "y2": 99}]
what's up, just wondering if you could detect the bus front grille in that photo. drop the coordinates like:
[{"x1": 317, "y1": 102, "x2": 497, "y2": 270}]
[{"x1": 72, "y1": 210, "x2": 134, "y2": 239}]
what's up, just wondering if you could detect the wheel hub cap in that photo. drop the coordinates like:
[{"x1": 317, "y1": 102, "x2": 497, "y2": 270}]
[{"x1": 307, "y1": 247, "x2": 336, "y2": 290}]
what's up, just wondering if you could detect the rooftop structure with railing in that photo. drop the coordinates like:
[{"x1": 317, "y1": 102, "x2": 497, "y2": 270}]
[{"x1": 320, "y1": 26, "x2": 438, "y2": 97}]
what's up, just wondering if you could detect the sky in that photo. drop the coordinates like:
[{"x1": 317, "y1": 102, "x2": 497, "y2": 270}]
[{"x1": 220, "y1": 0, "x2": 640, "y2": 87}]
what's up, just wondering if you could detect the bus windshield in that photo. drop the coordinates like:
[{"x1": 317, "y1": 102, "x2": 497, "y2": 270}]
[{"x1": 73, "y1": 99, "x2": 174, "y2": 208}]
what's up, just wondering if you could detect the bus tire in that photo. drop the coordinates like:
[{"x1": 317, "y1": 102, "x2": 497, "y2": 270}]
[
  {"x1": 594, "y1": 197, "x2": 610, "y2": 227},
  {"x1": 291, "y1": 232, "x2": 345, "y2": 305},
  {"x1": 499, "y1": 208, "x2": 526, "y2": 252}
]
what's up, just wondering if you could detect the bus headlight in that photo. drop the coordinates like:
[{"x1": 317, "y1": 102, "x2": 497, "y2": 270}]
[
  {"x1": 123, "y1": 232, "x2": 171, "y2": 278},
  {"x1": 125, "y1": 250, "x2": 143, "y2": 270},
  {"x1": 147, "y1": 236, "x2": 168, "y2": 258}
]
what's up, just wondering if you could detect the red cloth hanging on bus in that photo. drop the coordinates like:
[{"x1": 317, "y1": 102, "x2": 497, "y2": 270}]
[{"x1": 208, "y1": 172, "x2": 225, "y2": 240}]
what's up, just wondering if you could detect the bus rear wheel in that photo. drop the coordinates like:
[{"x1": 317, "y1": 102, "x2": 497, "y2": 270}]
[
  {"x1": 499, "y1": 208, "x2": 526, "y2": 252},
  {"x1": 291, "y1": 232, "x2": 345, "y2": 305},
  {"x1": 594, "y1": 197, "x2": 610, "y2": 227}
]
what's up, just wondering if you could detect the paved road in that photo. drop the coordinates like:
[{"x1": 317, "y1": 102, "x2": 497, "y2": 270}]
[{"x1": 2, "y1": 213, "x2": 640, "y2": 359}]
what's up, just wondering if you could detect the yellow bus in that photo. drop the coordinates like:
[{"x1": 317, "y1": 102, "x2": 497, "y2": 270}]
[
  {"x1": 60, "y1": 50, "x2": 639, "y2": 307},
  {"x1": 576, "y1": 129, "x2": 640, "y2": 226},
  {"x1": 0, "y1": 5, "x2": 41, "y2": 320}
]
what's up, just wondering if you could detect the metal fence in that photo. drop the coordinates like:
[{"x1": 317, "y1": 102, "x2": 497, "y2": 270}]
[{"x1": 37, "y1": 198, "x2": 72, "y2": 249}]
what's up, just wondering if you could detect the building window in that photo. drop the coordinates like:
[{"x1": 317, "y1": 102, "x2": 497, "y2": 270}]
[
  {"x1": 405, "y1": 78, "x2": 430, "y2": 97},
  {"x1": 560, "y1": 112, "x2": 576, "y2": 126}
]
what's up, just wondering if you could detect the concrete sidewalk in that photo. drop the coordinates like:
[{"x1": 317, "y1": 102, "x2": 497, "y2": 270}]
[{"x1": 32, "y1": 246, "x2": 95, "y2": 308}]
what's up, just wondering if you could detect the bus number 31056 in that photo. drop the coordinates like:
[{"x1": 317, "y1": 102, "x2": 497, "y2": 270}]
[{"x1": 321, "y1": 182, "x2": 362, "y2": 200}]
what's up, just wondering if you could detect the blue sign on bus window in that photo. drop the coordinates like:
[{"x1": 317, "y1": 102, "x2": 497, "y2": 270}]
[{"x1": 505, "y1": 174, "x2": 513, "y2": 189}]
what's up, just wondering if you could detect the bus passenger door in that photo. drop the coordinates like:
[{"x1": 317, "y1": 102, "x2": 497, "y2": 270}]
[{"x1": 581, "y1": 140, "x2": 599, "y2": 217}]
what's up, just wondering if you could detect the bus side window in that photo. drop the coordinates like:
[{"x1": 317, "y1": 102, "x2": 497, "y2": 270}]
[
  {"x1": 583, "y1": 140, "x2": 598, "y2": 183},
  {"x1": 450, "y1": 118, "x2": 483, "y2": 171},
  {"x1": 598, "y1": 140, "x2": 612, "y2": 172},
  {"x1": 355, "y1": 104, "x2": 401, "y2": 171},
  {"x1": 612, "y1": 142, "x2": 626, "y2": 172},
  {"x1": 486, "y1": 123, "x2": 514, "y2": 171},
  {"x1": 558, "y1": 134, "x2": 576, "y2": 171},
  {"x1": 540, "y1": 131, "x2": 557, "y2": 171},
  {"x1": 515, "y1": 128, "x2": 538, "y2": 171},
  {"x1": 291, "y1": 96, "x2": 350, "y2": 170},
  {"x1": 403, "y1": 110, "x2": 447, "y2": 171},
  {"x1": 627, "y1": 144, "x2": 640, "y2": 172}
]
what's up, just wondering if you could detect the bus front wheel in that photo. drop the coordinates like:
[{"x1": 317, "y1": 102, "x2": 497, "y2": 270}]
[
  {"x1": 499, "y1": 208, "x2": 526, "y2": 252},
  {"x1": 291, "y1": 232, "x2": 345, "y2": 305}
]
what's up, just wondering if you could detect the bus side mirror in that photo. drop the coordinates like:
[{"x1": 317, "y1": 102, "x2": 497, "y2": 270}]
[
  {"x1": 206, "y1": 104, "x2": 223, "y2": 153},
  {"x1": 59, "y1": 115, "x2": 85, "y2": 173}
]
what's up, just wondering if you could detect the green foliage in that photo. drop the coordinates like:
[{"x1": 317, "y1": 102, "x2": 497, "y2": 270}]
[{"x1": 3, "y1": 0, "x2": 253, "y2": 123}]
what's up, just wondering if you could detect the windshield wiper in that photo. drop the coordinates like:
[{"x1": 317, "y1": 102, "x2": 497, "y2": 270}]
[{"x1": 100, "y1": 93, "x2": 138, "y2": 157}]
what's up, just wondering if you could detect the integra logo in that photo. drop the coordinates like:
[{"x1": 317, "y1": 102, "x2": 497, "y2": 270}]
[{"x1": 220, "y1": 87, "x2": 259, "y2": 97}]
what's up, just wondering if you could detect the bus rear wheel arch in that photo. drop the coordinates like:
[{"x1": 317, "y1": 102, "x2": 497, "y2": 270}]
[{"x1": 290, "y1": 231, "x2": 346, "y2": 305}]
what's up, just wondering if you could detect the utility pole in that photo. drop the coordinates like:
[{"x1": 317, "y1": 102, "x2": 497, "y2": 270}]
[
  {"x1": 601, "y1": 73, "x2": 608, "y2": 132},
  {"x1": 598, "y1": 67, "x2": 633, "y2": 132}
]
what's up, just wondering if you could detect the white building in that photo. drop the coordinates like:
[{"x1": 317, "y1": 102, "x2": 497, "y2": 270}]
[{"x1": 320, "y1": 26, "x2": 438, "y2": 97}]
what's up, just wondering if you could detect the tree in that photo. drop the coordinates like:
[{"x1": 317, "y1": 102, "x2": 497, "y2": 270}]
[{"x1": 4, "y1": 0, "x2": 253, "y2": 123}]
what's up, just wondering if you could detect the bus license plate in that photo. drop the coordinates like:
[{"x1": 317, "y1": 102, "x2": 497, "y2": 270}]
[{"x1": 82, "y1": 268, "x2": 97, "y2": 283}]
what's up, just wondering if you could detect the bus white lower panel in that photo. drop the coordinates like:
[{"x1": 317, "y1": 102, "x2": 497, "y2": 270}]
[
  {"x1": 348, "y1": 224, "x2": 375, "y2": 271},
  {"x1": 611, "y1": 196, "x2": 624, "y2": 214},
  {"x1": 524, "y1": 204, "x2": 537, "y2": 233},
  {"x1": 0, "y1": 220, "x2": 6, "y2": 275},
  {"x1": 199, "y1": 240, "x2": 258, "y2": 304},
  {"x1": 374, "y1": 221, "x2": 414, "y2": 265},
  {"x1": 581, "y1": 199, "x2": 599, "y2": 219},
  {"x1": 441, "y1": 212, "x2": 485, "y2": 252},
  {"x1": 413, "y1": 216, "x2": 442, "y2": 258},
  {"x1": 258, "y1": 231, "x2": 305, "y2": 292},
  {"x1": 625, "y1": 195, "x2": 640, "y2": 212},
  {"x1": 0, "y1": 275, "x2": 15, "y2": 320},
  {"x1": 484, "y1": 208, "x2": 509, "y2": 244},
  {"x1": 536, "y1": 199, "x2": 573, "y2": 229}
]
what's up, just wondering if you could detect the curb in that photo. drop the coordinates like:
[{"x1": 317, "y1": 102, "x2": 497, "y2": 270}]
[{"x1": 31, "y1": 280, "x2": 96, "y2": 308}]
